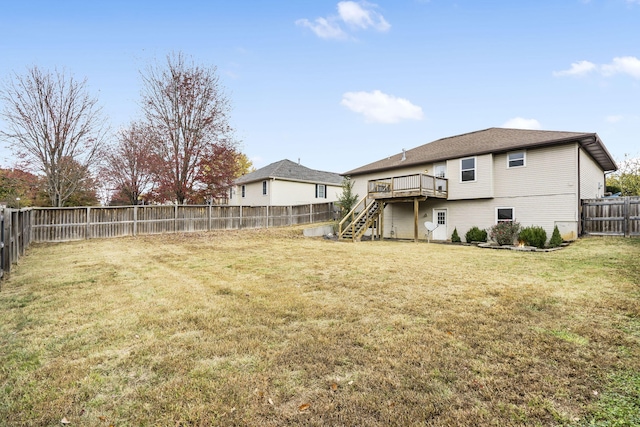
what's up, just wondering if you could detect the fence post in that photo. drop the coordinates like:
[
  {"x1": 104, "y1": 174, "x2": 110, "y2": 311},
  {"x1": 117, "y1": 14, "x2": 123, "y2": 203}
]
[
  {"x1": 174, "y1": 204, "x2": 178, "y2": 233},
  {"x1": 309, "y1": 204, "x2": 313, "y2": 224},
  {"x1": 624, "y1": 197, "x2": 630, "y2": 238},
  {"x1": 207, "y1": 204, "x2": 212, "y2": 231},
  {"x1": 0, "y1": 209, "x2": 5, "y2": 282},
  {"x1": 266, "y1": 205, "x2": 269, "y2": 229},
  {"x1": 133, "y1": 205, "x2": 138, "y2": 237},
  {"x1": 239, "y1": 205, "x2": 243, "y2": 230},
  {"x1": 85, "y1": 207, "x2": 91, "y2": 239}
]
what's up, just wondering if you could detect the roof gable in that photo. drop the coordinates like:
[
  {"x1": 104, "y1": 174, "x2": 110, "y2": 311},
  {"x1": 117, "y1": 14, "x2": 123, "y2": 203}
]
[
  {"x1": 344, "y1": 128, "x2": 617, "y2": 175},
  {"x1": 235, "y1": 159, "x2": 343, "y2": 185}
]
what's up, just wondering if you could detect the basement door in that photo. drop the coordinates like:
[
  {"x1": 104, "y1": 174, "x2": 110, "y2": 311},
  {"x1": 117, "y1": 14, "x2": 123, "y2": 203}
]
[{"x1": 432, "y1": 209, "x2": 447, "y2": 241}]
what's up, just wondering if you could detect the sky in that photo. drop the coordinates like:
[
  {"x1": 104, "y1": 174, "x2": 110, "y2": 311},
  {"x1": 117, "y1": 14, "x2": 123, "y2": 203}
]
[{"x1": 1, "y1": 0, "x2": 639, "y2": 175}]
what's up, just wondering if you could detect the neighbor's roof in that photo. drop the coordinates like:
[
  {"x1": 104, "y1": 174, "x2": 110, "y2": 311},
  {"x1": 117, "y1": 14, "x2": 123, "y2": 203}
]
[
  {"x1": 235, "y1": 159, "x2": 343, "y2": 185},
  {"x1": 344, "y1": 127, "x2": 617, "y2": 176}
]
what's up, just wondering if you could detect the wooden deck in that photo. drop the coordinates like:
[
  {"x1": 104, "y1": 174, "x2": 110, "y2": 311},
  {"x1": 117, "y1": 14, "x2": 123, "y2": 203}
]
[{"x1": 368, "y1": 173, "x2": 448, "y2": 200}]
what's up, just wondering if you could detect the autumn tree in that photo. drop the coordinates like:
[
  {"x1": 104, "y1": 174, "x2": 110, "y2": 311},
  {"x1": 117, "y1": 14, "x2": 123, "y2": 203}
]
[
  {"x1": 0, "y1": 168, "x2": 41, "y2": 208},
  {"x1": 140, "y1": 52, "x2": 236, "y2": 204},
  {"x1": 0, "y1": 66, "x2": 107, "y2": 207},
  {"x1": 606, "y1": 154, "x2": 640, "y2": 196},
  {"x1": 235, "y1": 152, "x2": 255, "y2": 176},
  {"x1": 101, "y1": 122, "x2": 155, "y2": 205}
]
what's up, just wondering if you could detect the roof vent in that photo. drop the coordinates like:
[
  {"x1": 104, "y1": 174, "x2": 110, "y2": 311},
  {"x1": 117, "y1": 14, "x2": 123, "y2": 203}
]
[{"x1": 401, "y1": 149, "x2": 406, "y2": 161}]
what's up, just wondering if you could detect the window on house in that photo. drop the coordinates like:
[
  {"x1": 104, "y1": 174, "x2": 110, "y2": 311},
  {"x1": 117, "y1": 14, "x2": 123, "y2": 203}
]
[
  {"x1": 241, "y1": 185, "x2": 246, "y2": 198},
  {"x1": 461, "y1": 157, "x2": 476, "y2": 182},
  {"x1": 434, "y1": 163, "x2": 446, "y2": 178},
  {"x1": 262, "y1": 181, "x2": 268, "y2": 195},
  {"x1": 496, "y1": 207, "x2": 514, "y2": 223},
  {"x1": 229, "y1": 187, "x2": 233, "y2": 200},
  {"x1": 315, "y1": 184, "x2": 326, "y2": 198},
  {"x1": 508, "y1": 151, "x2": 525, "y2": 168}
]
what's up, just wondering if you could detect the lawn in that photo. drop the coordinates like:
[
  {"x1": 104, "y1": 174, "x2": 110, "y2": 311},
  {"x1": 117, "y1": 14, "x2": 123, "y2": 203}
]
[{"x1": 1, "y1": 227, "x2": 639, "y2": 426}]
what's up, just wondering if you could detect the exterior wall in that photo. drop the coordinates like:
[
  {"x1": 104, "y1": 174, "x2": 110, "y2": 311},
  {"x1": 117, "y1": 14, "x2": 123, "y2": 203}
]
[
  {"x1": 447, "y1": 154, "x2": 494, "y2": 200},
  {"x1": 381, "y1": 195, "x2": 579, "y2": 242},
  {"x1": 270, "y1": 180, "x2": 341, "y2": 206},
  {"x1": 493, "y1": 144, "x2": 578, "y2": 198},
  {"x1": 375, "y1": 144, "x2": 587, "y2": 242},
  {"x1": 579, "y1": 149, "x2": 606, "y2": 199},
  {"x1": 229, "y1": 179, "x2": 341, "y2": 206},
  {"x1": 229, "y1": 180, "x2": 271, "y2": 206}
]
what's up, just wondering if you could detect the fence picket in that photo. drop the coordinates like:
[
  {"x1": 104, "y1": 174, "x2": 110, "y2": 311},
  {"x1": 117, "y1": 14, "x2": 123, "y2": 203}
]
[{"x1": 581, "y1": 196, "x2": 640, "y2": 237}]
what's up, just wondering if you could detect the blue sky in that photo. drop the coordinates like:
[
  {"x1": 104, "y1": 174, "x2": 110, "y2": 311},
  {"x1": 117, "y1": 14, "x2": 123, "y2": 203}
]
[{"x1": 1, "y1": 0, "x2": 639, "y2": 174}]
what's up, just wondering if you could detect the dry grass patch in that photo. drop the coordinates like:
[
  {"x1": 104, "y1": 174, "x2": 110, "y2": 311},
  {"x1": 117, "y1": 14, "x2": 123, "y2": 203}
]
[{"x1": 1, "y1": 227, "x2": 639, "y2": 426}]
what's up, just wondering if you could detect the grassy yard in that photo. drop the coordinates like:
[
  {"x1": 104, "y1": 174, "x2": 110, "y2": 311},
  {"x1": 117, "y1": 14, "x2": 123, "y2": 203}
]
[{"x1": 1, "y1": 227, "x2": 639, "y2": 426}]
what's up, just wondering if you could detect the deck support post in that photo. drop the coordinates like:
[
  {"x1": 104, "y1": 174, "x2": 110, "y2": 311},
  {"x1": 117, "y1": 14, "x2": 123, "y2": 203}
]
[
  {"x1": 414, "y1": 197, "x2": 419, "y2": 243},
  {"x1": 380, "y1": 203, "x2": 384, "y2": 241}
]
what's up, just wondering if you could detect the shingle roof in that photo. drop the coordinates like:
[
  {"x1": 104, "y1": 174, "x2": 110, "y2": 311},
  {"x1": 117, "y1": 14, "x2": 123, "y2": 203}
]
[
  {"x1": 344, "y1": 127, "x2": 617, "y2": 176},
  {"x1": 235, "y1": 159, "x2": 343, "y2": 185}
]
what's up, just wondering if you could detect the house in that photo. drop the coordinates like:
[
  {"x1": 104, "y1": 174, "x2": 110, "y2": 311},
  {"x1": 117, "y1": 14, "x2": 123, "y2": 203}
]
[
  {"x1": 340, "y1": 128, "x2": 617, "y2": 242},
  {"x1": 229, "y1": 159, "x2": 343, "y2": 206}
]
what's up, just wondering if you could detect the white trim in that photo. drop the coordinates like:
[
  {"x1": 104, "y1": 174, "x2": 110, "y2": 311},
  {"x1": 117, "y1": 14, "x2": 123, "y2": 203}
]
[
  {"x1": 507, "y1": 151, "x2": 526, "y2": 169},
  {"x1": 262, "y1": 180, "x2": 268, "y2": 196},
  {"x1": 460, "y1": 156, "x2": 476, "y2": 183},
  {"x1": 495, "y1": 206, "x2": 515, "y2": 223},
  {"x1": 432, "y1": 208, "x2": 448, "y2": 240}
]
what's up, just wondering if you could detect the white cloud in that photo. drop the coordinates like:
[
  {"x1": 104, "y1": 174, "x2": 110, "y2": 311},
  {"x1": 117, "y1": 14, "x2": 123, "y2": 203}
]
[
  {"x1": 552, "y1": 60, "x2": 596, "y2": 77},
  {"x1": 337, "y1": 1, "x2": 390, "y2": 32},
  {"x1": 554, "y1": 56, "x2": 640, "y2": 79},
  {"x1": 601, "y1": 56, "x2": 640, "y2": 79},
  {"x1": 502, "y1": 117, "x2": 542, "y2": 130},
  {"x1": 606, "y1": 115, "x2": 624, "y2": 123},
  {"x1": 295, "y1": 17, "x2": 348, "y2": 40},
  {"x1": 341, "y1": 90, "x2": 423, "y2": 123},
  {"x1": 296, "y1": 1, "x2": 390, "y2": 40}
]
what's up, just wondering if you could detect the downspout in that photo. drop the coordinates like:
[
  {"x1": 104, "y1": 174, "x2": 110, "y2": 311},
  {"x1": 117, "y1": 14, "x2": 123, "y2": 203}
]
[{"x1": 577, "y1": 145, "x2": 582, "y2": 236}]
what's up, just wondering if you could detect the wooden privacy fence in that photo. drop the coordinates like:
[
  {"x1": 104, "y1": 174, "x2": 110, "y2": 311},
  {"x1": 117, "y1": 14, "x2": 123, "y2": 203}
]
[
  {"x1": 30, "y1": 202, "x2": 335, "y2": 242},
  {"x1": 581, "y1": 196, "x2": 640, "y2": 237},
  {"x1": 1, "y1": 208, "x2": 32, "y2": 281}
]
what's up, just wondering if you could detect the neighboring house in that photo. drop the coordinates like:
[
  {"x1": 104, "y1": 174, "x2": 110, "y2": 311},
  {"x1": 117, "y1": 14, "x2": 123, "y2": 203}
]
[
  {"x1": 229, "y1": 159, "x2": 343, "y2": 206},
  {"x1": 341, "y1": 127, "x2": 617, "y2": 242}
]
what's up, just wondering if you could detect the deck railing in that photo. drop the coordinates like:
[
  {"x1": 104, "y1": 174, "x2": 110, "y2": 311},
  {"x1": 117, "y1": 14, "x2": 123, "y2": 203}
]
[{"x1": 368, "y1": 173, "x2": 447, "y2": 199}]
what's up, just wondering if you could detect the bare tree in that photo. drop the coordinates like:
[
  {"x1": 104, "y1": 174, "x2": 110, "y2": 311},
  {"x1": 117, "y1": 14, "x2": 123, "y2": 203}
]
[
  {"x1": 140, "y1": 52, "x2": 236, "y2": 204},
  {"x1": 0, "y1": 66, "x2": 107, "y2": 207},
  {"x1": 101, "y1": 122, "x2": 155, "y2": 205}
]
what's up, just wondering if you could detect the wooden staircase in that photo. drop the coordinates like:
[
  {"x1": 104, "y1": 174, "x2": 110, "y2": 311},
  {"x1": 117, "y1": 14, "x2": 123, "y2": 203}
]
[{"x1": 338, "y1": 197, "x2": 383, "y2": 241}]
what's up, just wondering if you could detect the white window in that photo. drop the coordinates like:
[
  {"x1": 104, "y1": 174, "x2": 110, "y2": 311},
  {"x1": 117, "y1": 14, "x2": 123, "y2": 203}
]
[
  {"x1": 434, "y1": 163, "x2": 446, "y2": 178},
  {"x1": 460, "y1": 157, "x2": 476, "y2": 182},
  {"x1": 508, "y1": 151, "x2": 525, "y2": 168},
  {"x1": 262, "y1": 181, "x2": 268, "y2": 195},
  {"x1": 241, "y1": 185, "x2": 246, "y2": 198},
  {"x1": 496, "y1": 207, "x2": 515, "y2": 223},
  {"x1": 229, "y1": 187, "x2": 233, "y2": 199},
  {"x1": 437, "y1": 210, "x2": 446, "y2": 225},
  {"x1": 315, "y1": 184, "x2": 326, "y2": 198}
]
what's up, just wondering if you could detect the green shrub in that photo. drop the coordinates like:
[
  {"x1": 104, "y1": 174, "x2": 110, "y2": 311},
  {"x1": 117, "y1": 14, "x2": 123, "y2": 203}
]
[
  {"x1": 451, "y1": 227, "x2": 461, "y2": 243},
  {"x1": 465, "y1": 226, "x2": 487, "y2": 242},
  {"x1": 518, "y1": 226, "x2": 547, "y2": 248},
  {"x1": 549, "y1": 225, "x2": 563, "y2": 248},
  {"x1": 489, "y1": 221, "x2": 521, "y2": 246}
]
